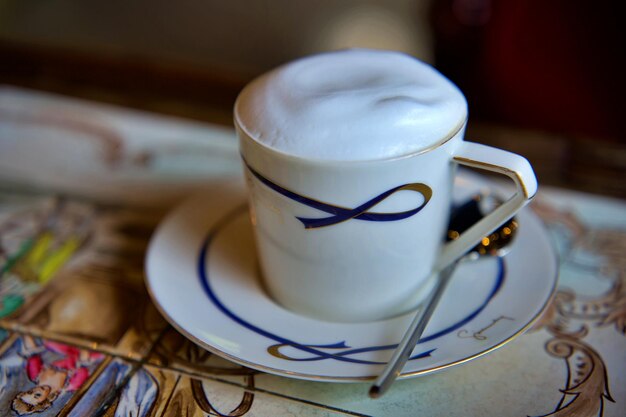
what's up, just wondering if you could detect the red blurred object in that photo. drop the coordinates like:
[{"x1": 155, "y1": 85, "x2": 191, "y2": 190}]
[{"x1": 431, "y1": 0, "x2": 625, "y2": 142}]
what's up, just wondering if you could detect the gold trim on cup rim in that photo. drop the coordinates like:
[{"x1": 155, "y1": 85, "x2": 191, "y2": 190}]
[{"x1": 234, "y1": 109, "x2": 469, "y2": 167}]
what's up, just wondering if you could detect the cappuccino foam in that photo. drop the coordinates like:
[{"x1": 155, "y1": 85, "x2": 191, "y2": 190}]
[{"x1": 235, "y1": 49, "x2": 467, "y2": 161}]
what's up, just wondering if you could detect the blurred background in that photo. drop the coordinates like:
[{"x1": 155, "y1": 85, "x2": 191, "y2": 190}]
[{"x1": 0, "y1": 0, "x2": 624, "y2": 197}]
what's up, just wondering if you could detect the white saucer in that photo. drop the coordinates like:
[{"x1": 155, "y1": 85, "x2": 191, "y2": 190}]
[{"x1": 145, "y1": 173, "x2": 558, "y2": 382}]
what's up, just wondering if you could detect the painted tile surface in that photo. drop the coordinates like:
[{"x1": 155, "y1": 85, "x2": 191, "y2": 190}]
[{"x1": 0, "y1": 334, "x2": 108, "y2": 416}]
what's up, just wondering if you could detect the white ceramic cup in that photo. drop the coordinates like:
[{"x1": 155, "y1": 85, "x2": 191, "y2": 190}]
[{"x1": 234, "y1": 50, "x2": 537, "y2": 322}]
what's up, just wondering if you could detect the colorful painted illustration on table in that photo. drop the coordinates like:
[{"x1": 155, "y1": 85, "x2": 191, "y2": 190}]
[
  {"x1": 20, "y1": 276, "x2": 145, "y2": 344},
  {"x1": 0, "y1": 334, "x2": 107, "y2": 416},
  {"x1": 0, "y1": 196, "x2": 93, "y2": 320},
  {"x1": 4, "y1": 205, "x2": 167, "y2": 359},
  {"x1": 71, "y1": 360, "x2": 254, "y2": 417},
  {"x1": 66, "y1": 358, "x2": 146, "y2": 417}
]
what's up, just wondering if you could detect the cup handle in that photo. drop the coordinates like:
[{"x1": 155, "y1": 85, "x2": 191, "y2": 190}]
[{"x1": 435, "y1": 141, "x2": 538, "y2": 270}]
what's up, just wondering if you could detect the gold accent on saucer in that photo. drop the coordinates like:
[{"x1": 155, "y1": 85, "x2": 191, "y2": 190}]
[
  {"x1": 267, "y1": 344, "x2": 291, "y2": 360},
  {"x1": 267, "y1": 343, "x2": 351, "y2": 361}
]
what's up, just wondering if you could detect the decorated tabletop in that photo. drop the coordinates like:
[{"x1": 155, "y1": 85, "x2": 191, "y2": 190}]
[{"x1": 0, "y1": 86, "x2": 624, "y2": 416}]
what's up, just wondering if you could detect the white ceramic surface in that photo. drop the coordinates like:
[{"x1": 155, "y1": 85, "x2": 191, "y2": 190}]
[
  {"x1": 235, "y1": 50, "x2": 537, "y2": 322},
  {"x1": 145, "y1": 172, "x2": 557, "y2": 382}
]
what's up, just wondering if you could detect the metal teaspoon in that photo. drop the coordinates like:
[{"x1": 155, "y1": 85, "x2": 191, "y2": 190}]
[{"x1": 369, "y1": 195, "x2": 518, "y2": 398}]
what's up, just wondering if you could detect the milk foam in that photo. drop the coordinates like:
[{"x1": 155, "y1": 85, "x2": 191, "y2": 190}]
[{"x1": 235, "y1": 49, "x2": 467, "y2": 161}]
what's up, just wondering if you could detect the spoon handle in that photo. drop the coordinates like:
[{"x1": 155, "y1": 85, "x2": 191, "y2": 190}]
[{"x1": 369, "y1": 262, "x2": 457, "y2": 398}]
